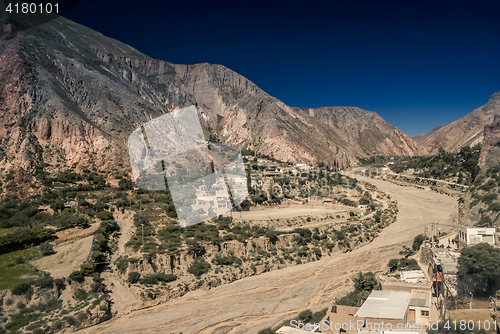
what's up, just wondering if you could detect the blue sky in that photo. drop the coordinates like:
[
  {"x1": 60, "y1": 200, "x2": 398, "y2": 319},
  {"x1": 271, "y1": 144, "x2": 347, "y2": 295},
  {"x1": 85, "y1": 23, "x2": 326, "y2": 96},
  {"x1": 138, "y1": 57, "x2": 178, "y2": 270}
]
[{"x1": 64, "y1": 0, "x2": 500, "y2": 137}]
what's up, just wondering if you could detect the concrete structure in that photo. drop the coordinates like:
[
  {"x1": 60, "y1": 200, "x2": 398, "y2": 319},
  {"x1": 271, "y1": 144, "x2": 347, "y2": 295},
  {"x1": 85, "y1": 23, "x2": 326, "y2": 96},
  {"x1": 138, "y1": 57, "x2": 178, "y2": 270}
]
[
  {"x1": 408, "y1": 290, "x2": 431, "y2": 325},
  {"x1": 430, "y1": 250, "x2": 459, "y2": 298},
  {"x1": 355, "y1": 291, "x2": 412, "y2": 328},
  {"x1": 320, "y1": 305, "x2": 359, "y2": 334},
  {"x1": 458, "y1": 227, "x2": 495, "y2": 246},
  {"x1": 400, "y1": 271, "x2": 428, "y2": 284},
  {"x1": 495, "y1": 231, "x2": 500, "y2": 247},
  {"x1": 382, "y1": 281, "x2": 432, "y2": 294},
  {"x1": 38, "y1": 205, "x2": 51, "y2": 212}
]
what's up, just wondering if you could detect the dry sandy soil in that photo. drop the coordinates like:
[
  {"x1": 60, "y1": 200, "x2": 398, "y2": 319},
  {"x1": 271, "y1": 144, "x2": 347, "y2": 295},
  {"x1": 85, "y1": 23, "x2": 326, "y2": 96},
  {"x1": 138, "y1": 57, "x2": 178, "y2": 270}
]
[
  {"x1": 76, "y1": 176, "x2": 457, "y2": 334},
  {"x1": 32, "y1": 235, "x2": 94, "y2": 279}
]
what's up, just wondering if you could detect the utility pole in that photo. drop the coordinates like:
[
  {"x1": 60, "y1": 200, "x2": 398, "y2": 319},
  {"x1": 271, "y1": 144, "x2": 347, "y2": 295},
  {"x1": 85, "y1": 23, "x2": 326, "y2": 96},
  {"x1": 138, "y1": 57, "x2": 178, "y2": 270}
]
[
  {"x1": 431, "y1": 223, "x2": 435, "y2": 248},
  {"x1": 141, "y1": 223, "x2": 144, "y2": 249}
]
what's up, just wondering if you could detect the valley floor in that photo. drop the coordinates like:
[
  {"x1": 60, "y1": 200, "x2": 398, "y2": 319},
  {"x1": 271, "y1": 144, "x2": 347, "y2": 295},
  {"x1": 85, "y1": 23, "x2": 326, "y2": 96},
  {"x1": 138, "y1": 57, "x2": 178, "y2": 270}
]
[{"x1": 75, "y1": 176, "x2": 457, "y2": 334}]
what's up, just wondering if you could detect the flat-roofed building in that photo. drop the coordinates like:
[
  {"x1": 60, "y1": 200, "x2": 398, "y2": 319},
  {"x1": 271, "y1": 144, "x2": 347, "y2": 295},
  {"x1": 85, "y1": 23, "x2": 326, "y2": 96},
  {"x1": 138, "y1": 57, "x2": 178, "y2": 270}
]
[
  {"x1": 355, "y1": 291, "x2": 411, "y2": 329},
  {"x1": 382, "y1": 281, "x2": 432, "y2": 294},
  {"x1": 458, "y1": 227, "x2": 495, "y2": 246},
  {"x1": 320, "y1": 305, "x2": 360, "y2": 334},
  {"x1": 400, "y1": 271, "x2": 428, "y2": 284},
  {"x1": 408, "y1": 290, "x2": 431, "y2": 325}
]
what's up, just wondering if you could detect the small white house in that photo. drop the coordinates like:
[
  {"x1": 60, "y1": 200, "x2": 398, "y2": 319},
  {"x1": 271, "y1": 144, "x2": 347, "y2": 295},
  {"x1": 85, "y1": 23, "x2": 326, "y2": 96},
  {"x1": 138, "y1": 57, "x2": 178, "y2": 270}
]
[{"x1": 458, "y1": 227, "x2": 495, "y2": 246}]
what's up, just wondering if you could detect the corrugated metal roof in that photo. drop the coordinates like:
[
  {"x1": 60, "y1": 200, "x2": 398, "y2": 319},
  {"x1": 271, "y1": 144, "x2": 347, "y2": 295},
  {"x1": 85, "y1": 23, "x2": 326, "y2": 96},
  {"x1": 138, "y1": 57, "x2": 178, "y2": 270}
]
[{"x1": 355, "y1": 291, "x2": 411, "y2": 320}]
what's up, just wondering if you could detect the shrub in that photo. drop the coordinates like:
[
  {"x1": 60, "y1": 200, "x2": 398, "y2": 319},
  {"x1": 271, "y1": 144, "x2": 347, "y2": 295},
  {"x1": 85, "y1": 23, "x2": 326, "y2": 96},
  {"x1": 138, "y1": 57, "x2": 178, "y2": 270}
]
[
  {"x1": 140, "y1": 273, "x2": 177, "y2": 285},
  {"x1": 11, "y1": 282, "x2": 32, "y2": 296},
  {"x1": 54, "y1": 278, "x2": 65, "y2": 291},
  {"x1": 98, "y1": 210, "x2": 114, "y2": 221},
  {"x1": 488, "y1": 202, "x2": 500, "y2": 211},
  {"x1": 73, "y1": 289, "x2": 88, "y2": 301},
  {"x1": 39, "y1": 241, "x2": 54, "y2": 256},
  {"x1": 34, "y1": 275, "x2": 54, "y2": 289},
  {"x1": 116, "y1": 256, "x2": 130, "y2": 275},
  {"x1": 128, "y1": 272, "x2": 141, "y2": 284},
  {"x1": 188, "y1": 258, "x2": 211, "y2": 278},
  {"x1": 214, "y1": 255, "x2": 241, "y2": 266}
]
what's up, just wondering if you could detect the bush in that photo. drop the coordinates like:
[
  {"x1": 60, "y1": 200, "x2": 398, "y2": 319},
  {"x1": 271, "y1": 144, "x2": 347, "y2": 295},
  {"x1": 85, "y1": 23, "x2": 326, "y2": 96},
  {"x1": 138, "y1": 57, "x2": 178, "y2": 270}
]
[
  {"x1": 98, "y1": 210, "x2": 114, "y2": 221},
  {"x1": 188, "y1": 258, "x2": 211, "y2": 278},
  {"x1": 34, "y1": 275, "x2": 54, "y2": 289},
  {"x1": 488, "y1": 202, "x2": 500, "y2": 211},
  {"x1": 140, "y1": 273, "x2": 178, "y2": 285},
  {"x1": 39, "y1": 241, "x2": 54, "y2": 256},
  {"x1": 128, "y1": 272, "x2": 141, "y2": 284},
  {"x1": 116, "y1": 256, "x2": 130, "y2": 275},
  {"x1": 11, "y1": 282, "x2": 32, "y2": 296},
  {"x1": 214, "y1": 255, "x2": 241, "y2": 266},
  {"x1": 73, "y1": 289, "x2": 88, "y2": 301}
]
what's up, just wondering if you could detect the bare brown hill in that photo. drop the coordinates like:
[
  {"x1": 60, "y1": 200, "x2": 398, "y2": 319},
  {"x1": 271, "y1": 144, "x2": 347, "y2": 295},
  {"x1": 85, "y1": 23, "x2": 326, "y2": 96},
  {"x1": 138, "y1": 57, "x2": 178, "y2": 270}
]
[
  {"x1": 0, "y1": 13, "x2": 426, "y2": 187},
  {"x1": 413, "y1": 92, "x2": 500, "y2": 152}
]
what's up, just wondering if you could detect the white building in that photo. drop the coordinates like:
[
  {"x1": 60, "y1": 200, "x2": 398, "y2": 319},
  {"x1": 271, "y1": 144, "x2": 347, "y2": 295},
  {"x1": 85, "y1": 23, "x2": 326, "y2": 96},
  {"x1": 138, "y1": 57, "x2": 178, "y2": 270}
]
[{"x1": 458, "y1": 227, "x2": 495, "y2": 246}]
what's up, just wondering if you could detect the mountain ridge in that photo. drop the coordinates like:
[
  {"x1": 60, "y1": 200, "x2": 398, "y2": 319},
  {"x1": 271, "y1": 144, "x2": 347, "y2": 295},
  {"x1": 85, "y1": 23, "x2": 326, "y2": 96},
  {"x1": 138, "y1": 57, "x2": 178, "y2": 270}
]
[
  {"x1": 413, "y1": 92, "x2": 500, "y2": 152},
  {"x1": 0, "y1": 15, "x2": 426, "y2": 190}
]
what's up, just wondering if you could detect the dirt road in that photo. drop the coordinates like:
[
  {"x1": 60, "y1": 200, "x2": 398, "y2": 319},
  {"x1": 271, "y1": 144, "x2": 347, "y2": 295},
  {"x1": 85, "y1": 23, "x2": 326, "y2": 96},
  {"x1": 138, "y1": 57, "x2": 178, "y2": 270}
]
[{"x1": 77, "y1": 177, "x2": 457, "y2": 334}]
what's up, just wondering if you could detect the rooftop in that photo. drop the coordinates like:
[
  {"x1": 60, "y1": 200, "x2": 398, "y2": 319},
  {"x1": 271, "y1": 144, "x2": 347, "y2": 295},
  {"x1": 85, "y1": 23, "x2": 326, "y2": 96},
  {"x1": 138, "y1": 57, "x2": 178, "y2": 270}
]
[{"x1": 355, "y1": 290, "x2": 411, "y2": 320}]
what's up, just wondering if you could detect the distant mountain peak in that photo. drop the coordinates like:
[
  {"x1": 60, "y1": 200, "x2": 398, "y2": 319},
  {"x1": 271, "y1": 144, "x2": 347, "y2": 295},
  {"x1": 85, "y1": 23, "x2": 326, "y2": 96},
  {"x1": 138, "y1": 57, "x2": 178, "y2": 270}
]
[{"x1": 413, "y1": 91, "x2": 500, "y2": 152}]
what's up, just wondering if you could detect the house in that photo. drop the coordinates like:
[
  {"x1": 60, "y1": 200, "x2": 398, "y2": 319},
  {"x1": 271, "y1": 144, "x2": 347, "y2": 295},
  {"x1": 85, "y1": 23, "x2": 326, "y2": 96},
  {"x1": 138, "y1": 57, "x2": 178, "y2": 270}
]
[
  {"x1": 63, "y1": 201, "x2": 78, "y2": 209},
  {"x1": 320, "y1": 305, "x2": 359, "y2": 334},
  {"x1": 357, "y1": 204, "x2": 371, "y2": 215},
  {"x1": 408, "y1": 290, "x2": 431, "y2": 325},
  {"x1": 38, "y1": 205, "x2": 50, "y2": 212},
  {"x1": 355, "y1": 291, "x2": 412, "y2": 328},
  {"x1": 458, "y1": 227, "x2": 495, "y2": 246}
]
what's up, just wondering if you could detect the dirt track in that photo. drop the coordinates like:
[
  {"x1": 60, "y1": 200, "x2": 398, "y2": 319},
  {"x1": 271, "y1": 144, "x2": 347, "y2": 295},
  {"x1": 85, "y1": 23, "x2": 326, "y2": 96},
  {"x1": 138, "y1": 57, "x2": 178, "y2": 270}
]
[{"x1": 76, "y1": 177, "x2": 457, "y2": 334}]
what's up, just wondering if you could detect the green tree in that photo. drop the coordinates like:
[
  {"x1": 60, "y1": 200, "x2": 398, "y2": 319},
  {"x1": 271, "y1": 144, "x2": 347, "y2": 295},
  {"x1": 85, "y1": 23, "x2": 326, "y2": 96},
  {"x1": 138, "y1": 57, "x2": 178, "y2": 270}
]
[
  {"x1": 458, "y1": 243, "x2": 500, "y2": 297},
  {"x1": 388, "y1": 259, "x2": 399, "y2": 272},
  {"x1": 412, "y1": 234, "x2": 425, "y2": 251}
]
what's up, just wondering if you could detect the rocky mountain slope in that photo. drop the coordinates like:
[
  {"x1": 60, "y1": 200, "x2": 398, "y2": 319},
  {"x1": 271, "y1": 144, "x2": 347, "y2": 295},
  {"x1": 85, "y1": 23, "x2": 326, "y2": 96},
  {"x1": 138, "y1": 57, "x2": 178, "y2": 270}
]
[
  {"x1": 413, "y1": 92, "x2": 500, "y2": 152},
  {"x1": 459, "y1": 115, "x2": 500, "y2": 227},
  {"x1": 0, "y1": 13, "x2": 426, "y2": 188}
]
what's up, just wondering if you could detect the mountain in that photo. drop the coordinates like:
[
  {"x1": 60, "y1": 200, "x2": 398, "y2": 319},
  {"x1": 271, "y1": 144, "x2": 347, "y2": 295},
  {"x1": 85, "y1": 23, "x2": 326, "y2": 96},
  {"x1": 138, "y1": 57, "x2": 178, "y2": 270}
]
[
  {"x1": 0, "y1": 14, "x2": 426, "y2": 187},
  {"x1": 413, "y1": 92, "x2": 500, "y2": 152},
  {"x1": 459, "y1": 115, "x2": 500, "y2": 227}
]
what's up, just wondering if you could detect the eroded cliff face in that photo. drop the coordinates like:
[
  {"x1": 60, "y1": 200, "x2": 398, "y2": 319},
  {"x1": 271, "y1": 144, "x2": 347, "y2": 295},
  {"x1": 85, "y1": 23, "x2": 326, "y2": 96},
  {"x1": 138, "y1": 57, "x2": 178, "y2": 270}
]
[
  {"x1": 459, "y1": 116, "x2": 500, "y2": 227},
  {"x1": 0, "y1": 16, "x2": 426, "y2": 189},
  {"x1": 477, "y1": 115, "x2": 500, "y2": 170}
]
